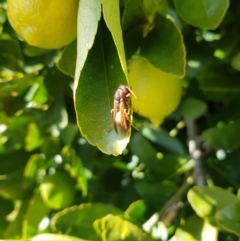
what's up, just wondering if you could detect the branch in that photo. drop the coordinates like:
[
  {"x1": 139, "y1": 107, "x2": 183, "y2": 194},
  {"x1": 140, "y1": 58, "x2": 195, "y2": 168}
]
[{"x1": 185, "y1": 118, "x2": 206, "y2": 186}]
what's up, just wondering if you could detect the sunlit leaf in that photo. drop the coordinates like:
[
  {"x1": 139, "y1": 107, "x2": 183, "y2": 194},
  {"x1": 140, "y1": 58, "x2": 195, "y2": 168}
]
[
  {"x1": 102, "y1": 0, "x2": 128, "y2": 80},
  {"x1": 215, "y1": 200, "x2": 240, "y2": 236},
  {"x1": 175, "y1": 215, "x2": 218, "y2": 241},
  {"x1": 51, "y1": 203, "x2": 123, "y2": 240},
  {"x1": 74, "y1": 21, "x2": 130, "y2": 156},
  {"x1": 74, "y1": 0, "x2": 101, "y2": 88},
  {"x1": 94, "y1": 214, "x2": 154, "y2": 241},
  {"x1": 187, "y1": 186, "x2": 237, "y2": 226}
]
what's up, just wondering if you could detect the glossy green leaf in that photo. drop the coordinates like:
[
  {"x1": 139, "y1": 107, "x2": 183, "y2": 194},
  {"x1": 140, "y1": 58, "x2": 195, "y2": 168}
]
[
  {"x1": 102, "y1": 0, "x2": 128, "y2": 80},
  {"x1": 181, "y1": 98, "x2": 207, "y2": 119},
  {"x1": 174, "y1": 0, "x2": 229, "y2": 30},
  {"x1": 61, "y1": 146, "x2": 87, "y2": 197},
  {"x1": 215, "y1": 200, "x2": 240, "y2": 236},
  {"x1": 74, "y1": 21, "x2": 130, "y2": 156},
  {"x1": 31, "y1": 233, "x2": 89, "y2": 241},
  {"x1": 187, "y1": 186, "x2": 237, "y2": 225},
  {"x1": 25, "y1": 192, "x2": 51, "y2": 237},
  {"x1": 94, "y1": 214, "x2": 154, "y2": 241},
  {"x1": 74, "y1": 0, "x2": 101, "y2": 87},
  {"x1": 51, "y1": 203, "x2": 123, "y2": 240},
  {"x1": 57, "y1": 41, "x2": 77, "y2": 78},
  {"x1": 23, "y1": 154, "x2": 45, "y2": 178},
  {"x1": 141, "y1": 125, "x2": 186, "y2": 155},
  {"x1": 201, "y1": 122, "x2": 240, "y2": 151},
  {"x1": 39, "y1": 171, "x2": 76, "y2": 210},
  {"x1": 175, "y1": 215, "x2": 217, "y2": 241},
  {"x1": 140, "y1": 14, "x2": 186, "y2": 77},
  {"x1": 124, "y1": 200, "x2": 146, "y2": 223}
]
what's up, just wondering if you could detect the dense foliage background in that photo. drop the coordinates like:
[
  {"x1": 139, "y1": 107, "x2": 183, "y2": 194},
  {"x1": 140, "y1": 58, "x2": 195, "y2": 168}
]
[{"x1": 1, "y1": 0, "x2": 240, "y2": 240}]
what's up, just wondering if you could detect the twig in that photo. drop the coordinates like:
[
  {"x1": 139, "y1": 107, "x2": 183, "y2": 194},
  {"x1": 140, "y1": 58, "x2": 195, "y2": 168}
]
[
  {"x1": 142, "y1": 176, "x2": 194, "y2": 232},
  {"x1": 185, "y1": 118, "x2": 206, "y2": 186}
]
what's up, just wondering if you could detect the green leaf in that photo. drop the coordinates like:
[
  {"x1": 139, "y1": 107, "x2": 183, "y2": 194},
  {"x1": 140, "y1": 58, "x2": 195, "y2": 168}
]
[
  {"x1": 175, "y1": 215, "x2": 218, "y2": 241},
  {"x1": 74, "y1": 21, "x2": 130, "y2": 156},
  {"x1": 0, "y1": 149, "x2": 31, "y2": 175},
  {"x1": 124, "y1": 200, "x2": 146, "y2": 223},
  {"x1": 25, "y1": 192, "x2": 51, "y2": 237},
  {"x1": 181, "y1": 98, "x2": 207, "y2": 119},
  {"x1": 31, "y1": 233, "x2": 89, "y2": 241},
  {"x1": 140, "y1": 14, "x2": 186, "y2": 77},
  {"x1": 94, "y1": 214, "x2": 154, "y2": 241},
  {"x1": 122, "y1": 0, "x2": 146, "y2": 30},
  {"x1": 215, "y1": 200, "x2": 240, "y2": 236},
  {"x1": 102, "y1": 0, "x2": 128, "y2": 80},
  {"x1": 61, "y1": 146, "x2": 88, "y2": 197},
  {"x1": 51, "y1": 203, "x2": 123, "y2": 240},
  {"x1": 174, "y1": 0, "x2": 229, "y2": 30},
  {"x1": 0, "y1": 39, "x2": 23, "y2": 71},
  {"x1": 0, "y1": 176, "x2": 35, "y2": 200},
  {"x1": 25, "y1": 123, "x2": 45, "y2": 151},
  {"x1": 57, "y1": 41, "x2": 77, "y2": 78},
  {"x1": 187, "y1": 186, "x2": 237, "y2": 226},
  {"x1": 201, "y1": 122, "x2": 240, "y2": 151},
  {"x1": 74, "y1": 0, "x2": 101, "y2": 87},
  {"x1": 39, "y1": 171, "x2": 76, "y2": 210},
  {"x1": 141, "y1": 125, "x2": 186, "y2": 155}
]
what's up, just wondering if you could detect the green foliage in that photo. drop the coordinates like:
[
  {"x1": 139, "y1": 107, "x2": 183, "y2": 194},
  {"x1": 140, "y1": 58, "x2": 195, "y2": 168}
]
[{"x1": 1, "y1": 0, "x2": 240, "y2": 240}]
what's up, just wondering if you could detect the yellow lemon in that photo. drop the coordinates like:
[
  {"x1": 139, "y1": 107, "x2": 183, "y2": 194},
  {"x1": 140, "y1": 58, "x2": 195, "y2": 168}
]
[
  {"x1": 129, "y1": 57, "x2": 182, "y2": 126},
  {"x1": 7, "y1": 0, "x2": 79, "y2": 49}
]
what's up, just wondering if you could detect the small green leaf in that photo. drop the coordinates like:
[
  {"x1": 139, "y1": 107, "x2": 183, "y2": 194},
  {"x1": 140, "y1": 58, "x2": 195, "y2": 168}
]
[
  {"x1": 25, "y1": 192, "x2": 51, "y2": 237},
  {"x1": 140, "y1": 14, "x2": 186, "y2": 77},
  {"x1": 187, "y1": 186, "x2": 237, "y2": 226},
  {"x1": 102, "y1": 0, "x2": 128, "y2": 79},
  {"x1": 201, "y1": 122, "x2": 240, "y2": 151},
  {"x1": 174, "y1": 0, "x2": 229, "y2": 30},
  {"x1": 74, "y1": 21, "x2": 130, "y2": 156},
  {"x1": 57, "y1": 41, "x2": 77, "y2": 78},
  {"x1": 181, "y1": 98, "x2": 207, "y2": 119},
  {"x1": 215, "y1": 200, "x2": 240, "y2": 236},
  {"x1": 51, "y1": 203, "x2": 123, "y2": 240},
  {"x1": 125, "y1": 200, "x2": 146, "y2": 223},
  {"x1": 94, "y1": 214, "x2": 154, "y2": 241},
  {"x1": 61, "y1": 146, "x2": 88, "y2": 197},
  {"x1": 25, "y1": 123, "x2": 45, "y2": 151},
  {"x1": 74, "y1": 0, "x2": 101, "y2": 86}
]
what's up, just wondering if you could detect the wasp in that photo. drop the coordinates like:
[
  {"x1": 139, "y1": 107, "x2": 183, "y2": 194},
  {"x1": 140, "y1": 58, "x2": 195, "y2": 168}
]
[{"x1": 110, "y1": 85, "x2": 137, "y2": 135}]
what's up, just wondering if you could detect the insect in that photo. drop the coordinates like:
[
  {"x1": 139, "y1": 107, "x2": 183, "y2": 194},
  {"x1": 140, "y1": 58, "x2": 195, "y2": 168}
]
[{"x1": 110, "y1": 85, "x2": 137, "y2": 135}]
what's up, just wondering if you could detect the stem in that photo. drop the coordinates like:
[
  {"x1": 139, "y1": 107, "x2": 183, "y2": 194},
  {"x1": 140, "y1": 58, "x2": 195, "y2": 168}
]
[{"x1": 185, "y1": 118, "x2": 206, "y2": 186}]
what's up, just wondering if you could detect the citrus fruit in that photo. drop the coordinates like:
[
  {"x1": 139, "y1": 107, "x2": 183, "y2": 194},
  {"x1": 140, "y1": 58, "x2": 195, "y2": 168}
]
[
  {"x1": 7, "y1": 0, "x2": 79, "y2": 49},
  {"x1": 129, "y1": 57, "x2": 182, "y2": 125}
]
